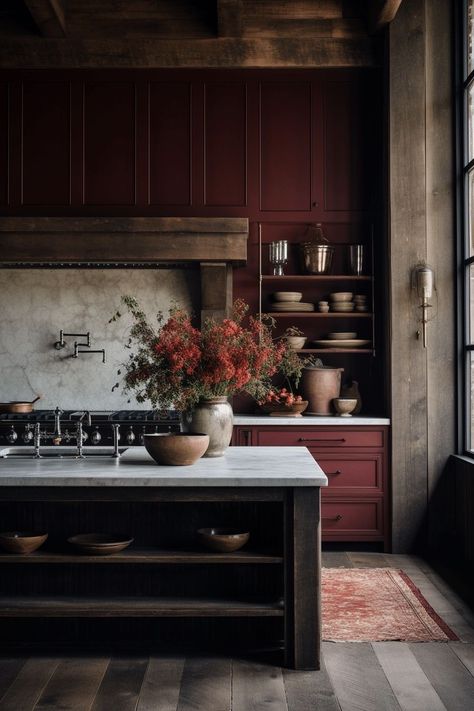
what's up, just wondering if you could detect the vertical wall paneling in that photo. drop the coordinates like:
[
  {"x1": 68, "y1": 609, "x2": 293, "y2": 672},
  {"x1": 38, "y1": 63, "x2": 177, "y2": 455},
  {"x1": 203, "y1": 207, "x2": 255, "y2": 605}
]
[
  {"x1": 259, "y1": 81, "x2": 312, "y2": 212},
  {"x1": 135, "y1": 82, "x2": 149, "y2": 207},
  {"x1": 149, "y1": 82, "x2": 191, "y2": 206},
  {"x1": 83, "y1": 81, "x2": 136, "y2": 205},
  {"x1": 192, "y1": 81, "x2": 205, "y2": 207},
  {"x1": 323, "y1": 78, "x2": 370, "y2": 212},
  {"x1": 7, "y1": 81, "x2": 22, "y2": 207},
  {"x1": 204, "y1": 82, "x2": 247, "y2": 206},
  {"x1": 0, "y1": 83, "x2": 8, "y2": 205},
  {"x1": 70, "y1": 81, "x2": 84, "y2": 205},
  {"x1": 21, "y1": 81, "x2": 71, "y2": 206}
]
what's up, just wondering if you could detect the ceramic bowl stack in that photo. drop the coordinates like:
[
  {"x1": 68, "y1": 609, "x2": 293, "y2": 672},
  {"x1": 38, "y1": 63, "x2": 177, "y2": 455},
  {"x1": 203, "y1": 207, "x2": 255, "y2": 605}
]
[
  {"x1": 313, "y1": 332, "x2": 371, "y2": 349},
  {"x1": 354, "y1": 294, "x2": 369, "y2": 312},
  {"x1": 329, "y1": 292, "x2": 354, "y2": 312},
  {"x1": 270, "y1": 292, "x2": 314, "y2": 312}
]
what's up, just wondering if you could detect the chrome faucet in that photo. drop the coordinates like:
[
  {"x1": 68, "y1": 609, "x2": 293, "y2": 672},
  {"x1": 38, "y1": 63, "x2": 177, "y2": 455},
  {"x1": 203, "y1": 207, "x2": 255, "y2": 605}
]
[{"x1": 52, "y1": 406, "x2": 63, "y2": 445}]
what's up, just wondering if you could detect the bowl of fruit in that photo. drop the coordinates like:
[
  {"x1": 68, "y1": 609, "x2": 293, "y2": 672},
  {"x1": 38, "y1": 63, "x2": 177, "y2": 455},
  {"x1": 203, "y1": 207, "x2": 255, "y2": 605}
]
[{"x1": 259, "y1": 388, "x2": 308, "y2": 417}]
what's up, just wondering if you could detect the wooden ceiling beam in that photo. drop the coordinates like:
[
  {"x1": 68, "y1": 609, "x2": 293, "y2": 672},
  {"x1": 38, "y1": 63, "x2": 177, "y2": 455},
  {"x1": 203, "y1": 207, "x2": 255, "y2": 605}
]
[
  {"x1": 0, "y1": 37, "x2": 376, "y2": 68},
  {"x1": 366, "y1": 0, "x2": 403, "y2": 34},
  {"x1": 23, "y1": 0, "x2": 66, "y2": 37},
  {"x1": 217, "y1": 0, "x2": 243, "y2": 37}
]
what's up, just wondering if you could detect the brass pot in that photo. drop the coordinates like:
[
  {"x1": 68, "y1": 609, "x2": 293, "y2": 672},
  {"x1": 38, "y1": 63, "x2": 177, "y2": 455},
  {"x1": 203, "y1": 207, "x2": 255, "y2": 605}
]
[{"x1": 299, "y1": 243, "x2": 334, "y2": 274}]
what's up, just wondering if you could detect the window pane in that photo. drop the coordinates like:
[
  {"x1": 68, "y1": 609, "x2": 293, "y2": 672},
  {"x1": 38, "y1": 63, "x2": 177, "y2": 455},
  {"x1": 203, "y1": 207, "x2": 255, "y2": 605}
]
[
  {"x1": 468, "y1": 0, "x2": 474, "y2": 76},
  {"x1": 468, "y1": 169, "x2": 474, "y2": 256},
  {"x1": 470, "y1": 352, "x2": 474, "y2": 451},
  {"x1": 468, "y1": 81, "x2": 474, "y2": 162}
]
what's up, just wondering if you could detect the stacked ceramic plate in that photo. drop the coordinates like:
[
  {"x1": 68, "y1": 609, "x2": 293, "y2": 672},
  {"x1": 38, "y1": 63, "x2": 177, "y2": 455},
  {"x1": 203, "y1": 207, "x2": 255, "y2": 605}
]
[
  {"x1": 354, "y1": 294, "x2": 369, "y2": 312},
  {"x1": 329, "y1": 292, "x2": 354, "y2": 312},
  {"x1": 313, "y1": 331, "x2": 371, "y2": 348},
  {"x1": 269, "y1": 291, "x2": 314, "y2": 312}
]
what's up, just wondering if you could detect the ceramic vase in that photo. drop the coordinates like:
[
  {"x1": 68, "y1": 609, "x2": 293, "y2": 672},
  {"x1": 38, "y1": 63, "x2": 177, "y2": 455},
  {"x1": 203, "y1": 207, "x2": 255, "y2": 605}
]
[
  {"x1": 301, "y1": 366, "x2": 344, "y2": 415},
  {"x1": 182, "y1": 397, "x2": 233, "y2": 457}
]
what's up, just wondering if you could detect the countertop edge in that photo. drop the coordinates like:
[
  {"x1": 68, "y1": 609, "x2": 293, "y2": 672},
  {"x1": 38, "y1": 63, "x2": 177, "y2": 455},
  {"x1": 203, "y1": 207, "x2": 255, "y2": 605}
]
[{"x1": 233, "y1": 415, "x2": 390, "y2": 426}]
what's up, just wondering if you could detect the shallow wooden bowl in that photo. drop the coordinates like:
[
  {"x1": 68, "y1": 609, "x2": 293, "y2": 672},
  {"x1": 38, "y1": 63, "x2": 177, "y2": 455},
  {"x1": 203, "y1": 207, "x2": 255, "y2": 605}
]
[
  {"x1": 197, "y1": 528, "x2": 250, "y2": 553},
  {"x1": 68, "y1": 533, "x2": 134, "y2": 555},
  {"x1": 144, "y1": 433, "x2": 209, "y2": 466},
  {"x1": 261, "y1": 401, "x2": 308, "y2": 417},
  {"x1": 0, "y1": 531, "x2": 48, "y2": 555}
]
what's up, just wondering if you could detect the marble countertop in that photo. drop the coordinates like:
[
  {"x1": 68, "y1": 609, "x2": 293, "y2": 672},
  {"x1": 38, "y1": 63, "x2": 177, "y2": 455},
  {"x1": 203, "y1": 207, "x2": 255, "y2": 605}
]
[
  {"x1": 0, "y1": 446, "x2": 328, "y2": 488},
  {"x1": 233, "y1": 415, "x2": 390, "y2": 426}
]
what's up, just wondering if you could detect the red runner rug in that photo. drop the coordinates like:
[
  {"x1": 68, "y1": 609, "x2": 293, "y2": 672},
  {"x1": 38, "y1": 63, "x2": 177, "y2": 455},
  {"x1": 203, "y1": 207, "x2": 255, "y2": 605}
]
[{"x1": 322, "y1": 568, "x2": 458, "y2": 642}]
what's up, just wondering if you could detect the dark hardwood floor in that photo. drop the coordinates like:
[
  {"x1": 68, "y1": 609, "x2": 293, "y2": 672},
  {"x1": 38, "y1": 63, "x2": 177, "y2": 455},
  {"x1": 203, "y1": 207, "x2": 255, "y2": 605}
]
[{"x1": 0, "y1": 553, "x2": 473, "y2": 711}]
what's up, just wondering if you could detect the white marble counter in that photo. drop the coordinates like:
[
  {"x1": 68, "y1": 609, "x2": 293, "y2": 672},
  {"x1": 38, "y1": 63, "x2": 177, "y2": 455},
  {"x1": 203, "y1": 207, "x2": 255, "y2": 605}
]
[
  {"x1": 233, "y1": 415, "x2": 390, "y2": 426},
  {"x1": 0, "y1": 446, "x2": 327, "y2": 488}
]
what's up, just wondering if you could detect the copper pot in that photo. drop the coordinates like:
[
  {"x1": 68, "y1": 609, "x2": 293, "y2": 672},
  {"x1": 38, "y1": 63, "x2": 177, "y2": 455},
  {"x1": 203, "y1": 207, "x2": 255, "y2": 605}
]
[{"x1": 0, "y1": 396, "x2": 41, "y2": 414}]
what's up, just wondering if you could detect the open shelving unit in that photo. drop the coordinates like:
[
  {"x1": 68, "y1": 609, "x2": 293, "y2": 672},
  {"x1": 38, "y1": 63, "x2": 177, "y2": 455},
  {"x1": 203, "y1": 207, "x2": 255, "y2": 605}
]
[{"x1": 258, "y1": 224, "x2": 376, "y2": 358}]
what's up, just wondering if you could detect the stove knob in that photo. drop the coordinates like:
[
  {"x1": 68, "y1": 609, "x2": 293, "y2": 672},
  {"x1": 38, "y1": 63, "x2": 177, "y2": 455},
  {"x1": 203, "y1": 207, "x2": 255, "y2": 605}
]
[
  {"x1": 6, "y1": 426, "x2": 18, "y2": 444},
  {"x1": 90, "y1": 427, "x2": 102, "y2": 445},
  {"x1": 139, "y1": 426, "x2": 146, "y2": 445},
  {"x1": 126, "y1": 426, "x2": 136, "y2": 445},
  {"x1": 22, "y1": 425, "x2": 34, "y2": 443},
  {"x1": 81, "y1": 430, "x2": 89, "y2": 443}
]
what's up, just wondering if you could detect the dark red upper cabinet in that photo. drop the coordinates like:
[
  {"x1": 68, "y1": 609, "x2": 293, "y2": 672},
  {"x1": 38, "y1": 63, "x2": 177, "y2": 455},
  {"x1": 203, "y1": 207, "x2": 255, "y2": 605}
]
[
  {"x1": 84, "y1": 82, "x2": 136, "y2": 206},
  {"x1": 323, "y1": 78, "x2": 372, "y2": 212},
  {"x1": 0, "y1": 83, "x2": 8, "y2": 206},
  {"x1": 204, "y1": 82, "x2": 247, "y2": 207},
  {"x1": 259, "y1": 81, "x2": 312, "y2": 212},
  {"x1": 149, "y1": 82, "x2": 191, "y2": 206},
  {"x1": 21, "y1": 81, "x2": 71, "y2": 206}
]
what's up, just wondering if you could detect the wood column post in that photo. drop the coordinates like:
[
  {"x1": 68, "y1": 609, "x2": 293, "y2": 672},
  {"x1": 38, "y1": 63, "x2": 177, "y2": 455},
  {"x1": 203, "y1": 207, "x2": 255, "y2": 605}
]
[
  {"x1": 200, "y1": 262, "x2": 233, "y2": 324},
  {"x1": 284, "y1": 487, "x2": 321, "y2": 670}
]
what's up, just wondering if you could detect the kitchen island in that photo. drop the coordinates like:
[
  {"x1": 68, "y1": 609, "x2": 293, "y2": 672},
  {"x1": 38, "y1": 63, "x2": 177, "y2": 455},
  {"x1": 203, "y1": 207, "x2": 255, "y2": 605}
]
[{"x1": 0, "y1": 446, "x2": 327, "y2": 669}]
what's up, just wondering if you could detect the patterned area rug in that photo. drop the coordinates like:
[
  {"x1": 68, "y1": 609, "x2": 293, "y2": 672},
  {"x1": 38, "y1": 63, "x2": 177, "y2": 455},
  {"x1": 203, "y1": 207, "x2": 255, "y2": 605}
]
[{"x1": 322, "y1": 568, "x2": 458, "y2": 642}]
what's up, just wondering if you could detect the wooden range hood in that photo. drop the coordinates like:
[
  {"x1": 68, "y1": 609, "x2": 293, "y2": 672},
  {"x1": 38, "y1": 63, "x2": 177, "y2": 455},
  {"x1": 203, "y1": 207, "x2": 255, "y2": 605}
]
[
  {"x1": 0, "y1": 216, "x2": 249, "y2": 321},
  {"x1": 0, "y1": 217, "x2": 248, "y2": 267}
]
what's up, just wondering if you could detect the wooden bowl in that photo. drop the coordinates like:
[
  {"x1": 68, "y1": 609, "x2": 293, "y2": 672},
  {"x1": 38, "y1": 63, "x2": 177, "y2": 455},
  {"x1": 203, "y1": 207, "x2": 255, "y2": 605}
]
[
  {"x1": 197, "y1": 528, "x2": 250, "y2": 553},
  {"x1": 0, "y1": 531, "x2": 48, "y2": 555},
  {"x1": 68, "y1": 533, "x2": 133, "y2": 555},
  {"x1": 144, "y1": 433, "x2": 210, "y2": 466},
  {"x1": 261, "y1": 400, "x2": 308, "y2": 418}
]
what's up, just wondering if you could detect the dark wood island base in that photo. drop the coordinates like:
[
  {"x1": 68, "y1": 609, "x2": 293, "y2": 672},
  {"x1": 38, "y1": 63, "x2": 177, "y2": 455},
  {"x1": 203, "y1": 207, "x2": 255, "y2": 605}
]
[{"x1": 0, "y1": 448, "x2": 326, "y2": 670}]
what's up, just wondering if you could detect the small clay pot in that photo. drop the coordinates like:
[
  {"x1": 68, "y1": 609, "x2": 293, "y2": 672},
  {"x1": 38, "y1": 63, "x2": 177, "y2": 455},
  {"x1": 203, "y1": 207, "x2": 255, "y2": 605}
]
[
  {"x1": 197, "y1": 528, "x2": 250, "y2": 552},
  {"x1": 333, "y1": 398, "x2": 358, "y2": 417},
  {"x1": 144, "y1": 433, "x2": 209, "y2": 466},
  {"x1": 0, "y1": 531, "x2": 48, "y2": 555}
]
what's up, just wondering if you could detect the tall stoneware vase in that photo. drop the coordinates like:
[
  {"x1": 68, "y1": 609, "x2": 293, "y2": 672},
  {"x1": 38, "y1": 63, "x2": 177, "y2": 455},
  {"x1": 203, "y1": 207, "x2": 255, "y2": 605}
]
[{"x1": 182, "y1": 397, "x2": 233, "y2": 457}]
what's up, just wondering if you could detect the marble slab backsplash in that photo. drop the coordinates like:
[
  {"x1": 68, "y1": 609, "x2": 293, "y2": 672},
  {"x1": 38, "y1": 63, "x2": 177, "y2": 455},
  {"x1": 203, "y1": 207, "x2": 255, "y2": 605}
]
[{"x1": 0, "y1": 269, "x2": 199, "y2": 410}]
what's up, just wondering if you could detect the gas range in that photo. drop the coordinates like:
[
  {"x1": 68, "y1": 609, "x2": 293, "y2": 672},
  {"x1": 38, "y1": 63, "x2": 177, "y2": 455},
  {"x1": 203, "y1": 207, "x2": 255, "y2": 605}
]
[{"x1": 0, "y1": 409, "x2": 181, "y2": 447}]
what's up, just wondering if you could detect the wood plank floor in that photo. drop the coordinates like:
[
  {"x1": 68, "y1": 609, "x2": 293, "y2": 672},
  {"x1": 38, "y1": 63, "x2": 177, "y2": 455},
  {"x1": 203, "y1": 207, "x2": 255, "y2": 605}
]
[{"x1": 0, "y1": 553, "x2": 473, "y2": 711}]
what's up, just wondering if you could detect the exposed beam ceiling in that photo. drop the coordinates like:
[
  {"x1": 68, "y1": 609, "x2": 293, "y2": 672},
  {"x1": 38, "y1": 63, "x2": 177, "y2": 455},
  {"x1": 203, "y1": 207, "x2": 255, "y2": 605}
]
[
  {"x1": 23, "y1": 0, "x2": 66, "y2": 37},
  {"x1": 0, "y1": 37, "x2": 376, "y2": 68},
  {"x1": 366, "y1": 0, "x2": 403, "y2": 34}
]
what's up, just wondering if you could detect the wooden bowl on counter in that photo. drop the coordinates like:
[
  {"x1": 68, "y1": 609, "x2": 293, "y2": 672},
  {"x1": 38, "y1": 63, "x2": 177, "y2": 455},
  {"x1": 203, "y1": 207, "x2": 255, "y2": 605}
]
[
  {"x1": 261, "y1": 400, "x2": 308, "y2": 417},
  {"x1": 197, "y1": 528, "x2": 250, "y2": 553},
  {"x1": 144, "y1": 433, "x2": 209, "y2": 466},
  {"x1": 0, "y1": 531, "x2": 48, "y2": 555}
]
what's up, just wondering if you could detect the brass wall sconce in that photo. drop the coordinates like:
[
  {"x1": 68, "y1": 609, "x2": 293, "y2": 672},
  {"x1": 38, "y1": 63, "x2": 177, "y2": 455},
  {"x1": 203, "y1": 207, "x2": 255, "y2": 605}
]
[{"x1": 411, "y1": 264, "x2": 435, "y2": 348}]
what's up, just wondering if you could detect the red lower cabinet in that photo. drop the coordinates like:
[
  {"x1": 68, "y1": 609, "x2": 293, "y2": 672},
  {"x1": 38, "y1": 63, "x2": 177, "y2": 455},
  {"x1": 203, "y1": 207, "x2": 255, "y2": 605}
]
[{"x1": 233, "y1": 424, "x2": 390, "y2": 549}]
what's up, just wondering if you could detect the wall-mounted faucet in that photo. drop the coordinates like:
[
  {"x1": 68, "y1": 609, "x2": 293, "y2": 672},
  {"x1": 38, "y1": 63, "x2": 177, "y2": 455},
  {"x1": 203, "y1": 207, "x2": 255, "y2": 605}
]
[{"x1": 53, "y1": 329, "x2": 106, "y2": 363}]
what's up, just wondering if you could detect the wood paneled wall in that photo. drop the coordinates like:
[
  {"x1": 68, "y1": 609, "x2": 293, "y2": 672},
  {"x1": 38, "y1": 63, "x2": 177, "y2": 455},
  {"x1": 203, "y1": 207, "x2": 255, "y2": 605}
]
[{"x1": 388, "y1": 0, "x2": 455, "y2": 553}]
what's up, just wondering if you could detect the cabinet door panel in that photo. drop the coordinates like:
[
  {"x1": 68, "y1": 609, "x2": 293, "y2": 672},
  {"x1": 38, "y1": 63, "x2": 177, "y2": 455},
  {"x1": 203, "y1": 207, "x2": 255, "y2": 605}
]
[
  {"x1": 315, "y1": 454, "x2": 382, "y2": 491},
  {"x1": 0, "y1": 82, "x2": 8, "y2": 205},
  {"x1": 322, "y1": 499, "x2": 383, "y2": 539},
  {"x1": 260, "y1": 81, "x2": 312, "y2": 211},
  {"x1": 84, "y1": 82, "x2": 136, "y2": 205},
  {"x1": 149, "y1": 82, "x2": 191, "y2": 206},
  {"x1": 21, "y1": 81, "x2": 70, "y2": 205},
  {"x1": 255, "y1": 428, "x2": 384, "y2": 448},
  {"x1": 323, "y1": 79, "x2": 371, "y2": 212},
  {"x1": 204, "y1": 82, "x2": 247, "y2": 206}
]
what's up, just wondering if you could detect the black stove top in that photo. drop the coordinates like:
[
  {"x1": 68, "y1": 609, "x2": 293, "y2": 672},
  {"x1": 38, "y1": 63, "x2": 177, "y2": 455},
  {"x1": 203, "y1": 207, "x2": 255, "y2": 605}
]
[{"x1": 0, "y1": 409, "x2": 180, "y2": 423}]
